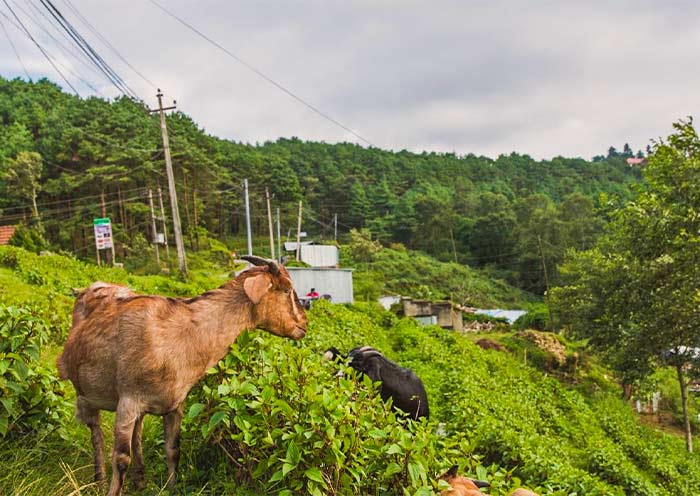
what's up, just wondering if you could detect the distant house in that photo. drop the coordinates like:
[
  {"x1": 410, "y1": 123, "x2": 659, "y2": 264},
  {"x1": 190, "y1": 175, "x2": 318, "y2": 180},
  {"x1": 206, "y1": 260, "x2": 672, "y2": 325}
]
[
  {"x1": 626, "y1": 157, "x2": 645, "y2": 167},
  {"x1": 0, "y1": 225, "x2": 17, "y2": 245},
  {"x1": 283, "y1": 241, "x2": 339, "y2": 267},
  {"x1": 400, "y1": 298, "x2": 463, "y2": 331}
]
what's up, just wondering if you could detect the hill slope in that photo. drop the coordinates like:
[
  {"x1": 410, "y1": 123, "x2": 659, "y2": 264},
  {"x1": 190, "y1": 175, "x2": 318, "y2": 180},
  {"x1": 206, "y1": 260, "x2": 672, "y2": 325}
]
[{"x1": 0, "y1": 247, "x2": 698, "y2": 495}]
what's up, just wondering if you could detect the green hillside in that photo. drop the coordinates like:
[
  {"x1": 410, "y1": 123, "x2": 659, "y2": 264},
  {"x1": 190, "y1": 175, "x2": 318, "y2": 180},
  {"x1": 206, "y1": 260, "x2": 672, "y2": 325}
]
[
  {"x1": 0, "y1": 76, "x2": 641, "y2": 294},
  {"x1": 1, "y1": 246, "x2": 698, "y2": 495}
]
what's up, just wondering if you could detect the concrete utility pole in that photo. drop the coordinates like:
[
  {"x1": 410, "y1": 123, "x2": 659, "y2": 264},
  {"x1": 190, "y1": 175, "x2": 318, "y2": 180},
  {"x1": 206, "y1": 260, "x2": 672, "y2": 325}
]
[
  {"x1": 150, "y1": 90, "x2": 186, "y2": 275},
  {"x1": 334, "y1": 213, "x2": 338, "y2": 241},
  {"x1": 276, "y1": 207, "x2": 281, "y2": 264},
  {"x1": 157, "y1": 185, "x2": 170, "y2": 260},
  {"x1": 148, "y1": 189, "x2": 160, "y2": 266},
  {"x1": 244, "y1": 179, "x2": 253, "y2": 256},
  {"x1": 296, "y1": 200, "x2": 303, "y2": 261},
  {"x1": 266, "y1": 188, "x2": 275, "y2": 259}
]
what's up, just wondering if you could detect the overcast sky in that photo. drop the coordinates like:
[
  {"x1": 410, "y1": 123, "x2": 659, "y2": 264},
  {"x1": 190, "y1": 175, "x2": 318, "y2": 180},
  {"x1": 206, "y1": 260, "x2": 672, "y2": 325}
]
[{"x1": 1, "y1": 1, "x2": 698, "y2": 160}]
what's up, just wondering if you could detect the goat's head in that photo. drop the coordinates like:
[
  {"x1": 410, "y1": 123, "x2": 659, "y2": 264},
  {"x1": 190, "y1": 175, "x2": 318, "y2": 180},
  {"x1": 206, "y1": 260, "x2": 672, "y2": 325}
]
[
  {"x1": 438, "y1": 465, "x2": 490, "y2": 496},
  {"x1": 240, "y1": 256, "x2": 307, "y2": 340}
]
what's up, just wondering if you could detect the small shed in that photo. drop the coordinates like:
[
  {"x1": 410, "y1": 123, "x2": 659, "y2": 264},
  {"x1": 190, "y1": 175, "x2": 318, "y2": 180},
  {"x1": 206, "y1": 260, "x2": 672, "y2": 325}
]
[
  {"x1": 286, "y1": 267, "x2": 354, "y2": 304},
  {"x1": 283, "y1": 241, "x2": 339, "y2": 267},
  {"x1": 401, "y1": 298, "x2": 463, "y2": 331}
]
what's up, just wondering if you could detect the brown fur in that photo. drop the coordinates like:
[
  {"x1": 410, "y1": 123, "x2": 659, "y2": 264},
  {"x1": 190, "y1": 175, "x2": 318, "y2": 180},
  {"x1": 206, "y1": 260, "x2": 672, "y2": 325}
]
[
  {"x1": 439, "y1": 466, "x2": 539, "y2": 496},
  {"x1": 57, "y1": 262, "x2": 306, "y2": 496},
  {"x1": 439, "y1": 466, "x2": 488, "y2": 496}
]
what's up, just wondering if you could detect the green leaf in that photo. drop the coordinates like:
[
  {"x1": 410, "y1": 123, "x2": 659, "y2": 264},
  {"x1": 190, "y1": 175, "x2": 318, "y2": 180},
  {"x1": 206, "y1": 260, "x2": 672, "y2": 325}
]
[
  {"x1": 304, "y1": 467, "x2": 325, "y2": 484},
  {"x1": 188, "y1": 402, "x2": 205, "y2": 419}
]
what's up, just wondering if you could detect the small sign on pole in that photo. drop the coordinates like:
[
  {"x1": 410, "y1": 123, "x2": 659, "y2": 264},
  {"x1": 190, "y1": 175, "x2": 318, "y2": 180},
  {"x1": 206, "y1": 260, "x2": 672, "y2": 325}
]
[{"x1": 93, "y1": 217, "x2": 113, "y2": 250}]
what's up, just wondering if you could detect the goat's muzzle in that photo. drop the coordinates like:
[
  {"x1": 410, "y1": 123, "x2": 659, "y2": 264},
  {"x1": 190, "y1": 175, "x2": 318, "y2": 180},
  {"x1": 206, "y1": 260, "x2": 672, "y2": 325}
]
[{"x1": 292, "y1": 326, "x2": 307, "y2": 340}]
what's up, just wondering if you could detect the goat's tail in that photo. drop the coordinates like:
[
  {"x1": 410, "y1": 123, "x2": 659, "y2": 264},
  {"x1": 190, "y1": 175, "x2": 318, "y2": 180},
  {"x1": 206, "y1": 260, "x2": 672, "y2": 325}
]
[{"x1": 56, "y1": 353, "x2": 69, "y2": 380}]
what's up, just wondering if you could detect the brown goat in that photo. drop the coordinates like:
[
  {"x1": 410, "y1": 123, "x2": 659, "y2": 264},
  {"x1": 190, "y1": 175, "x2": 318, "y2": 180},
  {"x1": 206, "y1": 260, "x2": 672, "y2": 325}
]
[
  {"x1": 57, "y1": 257, "x2": 307, "y2": 496},
  {"x1": 439, "y1": 465, "x2": 490, "y2": 496},
  {"x1": 439, "y1": 466, "x2": 540, "y2": 496}
]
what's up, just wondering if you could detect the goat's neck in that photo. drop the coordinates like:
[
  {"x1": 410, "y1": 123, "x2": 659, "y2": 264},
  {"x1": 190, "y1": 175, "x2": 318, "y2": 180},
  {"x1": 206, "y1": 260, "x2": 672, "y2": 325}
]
[{"x1": 186, "y1": 284, "x2": 256, "y2": 370}]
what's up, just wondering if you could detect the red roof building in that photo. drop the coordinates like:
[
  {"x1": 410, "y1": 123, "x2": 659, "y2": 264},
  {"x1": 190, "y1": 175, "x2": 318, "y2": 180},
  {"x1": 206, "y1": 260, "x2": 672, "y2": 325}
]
[{"x1": 0, "y1": 225, "x2": 17, "y2": 245}]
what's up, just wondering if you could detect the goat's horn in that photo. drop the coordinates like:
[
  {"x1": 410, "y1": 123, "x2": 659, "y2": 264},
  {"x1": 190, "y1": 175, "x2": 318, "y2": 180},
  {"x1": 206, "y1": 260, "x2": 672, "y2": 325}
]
[{"x1": 241, "y1": 255, "x2": 280, "y2": 276}]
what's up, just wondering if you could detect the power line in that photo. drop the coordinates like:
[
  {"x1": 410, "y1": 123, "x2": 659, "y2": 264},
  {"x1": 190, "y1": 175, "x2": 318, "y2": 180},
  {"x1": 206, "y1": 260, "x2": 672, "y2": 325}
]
[
  {"x1": 0, "y1": 12, "x2": 29, "y2": 79},
  {"x1": 60, "y1": 0, "x2": 158, "y2": 90},
  {"x1": 1, "y1": 0, "x2": 80, "y2": 94},
  {"x1": 23, "y1": 0, "x2": 105, "y2": 81},
  {"x1": 7, "y1": 0, "x2": 101, "y2": 93},
  {"x1": 37, "y1": 0, "x2": 139, "y2": 99},
  {"x1": 146, "y1": 0, "x2": 374, "y2": 147}
]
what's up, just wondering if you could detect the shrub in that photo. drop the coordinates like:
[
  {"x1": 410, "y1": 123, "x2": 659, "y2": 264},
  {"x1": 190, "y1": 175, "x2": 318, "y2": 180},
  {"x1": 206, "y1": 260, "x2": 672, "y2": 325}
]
[
  {"x1": 513, "y1": 303, "x2": 550, "y2": 331},
  {"x1": 0, "y1": 305, "x2": 68, "y2": 438},
  {"x1": 8, "y1": 224, "x2": 48, "y2": 254}
]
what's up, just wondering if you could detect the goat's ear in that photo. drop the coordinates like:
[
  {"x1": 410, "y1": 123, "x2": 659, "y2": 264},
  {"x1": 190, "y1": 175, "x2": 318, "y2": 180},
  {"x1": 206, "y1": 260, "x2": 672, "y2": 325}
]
[
  {"x1": 440, "y1": 464, "x2": 459, "y2": 480},
  {"x1": 243, "y1": 274, "x2": 272, "y2": 304}
]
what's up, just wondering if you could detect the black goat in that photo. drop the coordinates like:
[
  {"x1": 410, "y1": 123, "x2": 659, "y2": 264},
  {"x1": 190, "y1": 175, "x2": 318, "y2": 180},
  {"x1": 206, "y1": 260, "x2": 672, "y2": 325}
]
[{"x1": 324, "y1": 346, "x2": 429, "y2": 420}]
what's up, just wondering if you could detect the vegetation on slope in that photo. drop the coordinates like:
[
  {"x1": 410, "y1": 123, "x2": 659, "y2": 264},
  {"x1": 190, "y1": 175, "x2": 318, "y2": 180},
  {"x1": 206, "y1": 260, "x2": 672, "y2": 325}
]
[
  {"x1": 0, "y1": 76, "x2": 641, "y2": 294},
  {"x1": 1, "y1": 246, "x2": 699, "y2": 495}
]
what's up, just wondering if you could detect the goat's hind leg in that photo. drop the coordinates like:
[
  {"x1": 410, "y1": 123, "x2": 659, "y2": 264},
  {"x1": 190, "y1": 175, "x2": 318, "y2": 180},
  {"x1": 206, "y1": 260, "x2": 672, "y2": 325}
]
[
  {"x1": 163, "y1": 405, "x2": 184, "y2": 491},
  {"x1": 107, "y1": 398, "x2": 140, "y2": 496},
  {"x1": 76, "y1": 396, "x2": 106, "y2": 482},
  {"x1": 130, "y1": 414, "x2": 146, "y2": 490}
]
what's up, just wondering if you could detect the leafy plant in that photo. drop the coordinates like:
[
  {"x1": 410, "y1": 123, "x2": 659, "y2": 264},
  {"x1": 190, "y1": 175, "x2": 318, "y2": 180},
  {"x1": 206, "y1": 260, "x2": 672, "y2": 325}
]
[{"x1": 0, "y1": 305, "x2": 68, "y2": 438}]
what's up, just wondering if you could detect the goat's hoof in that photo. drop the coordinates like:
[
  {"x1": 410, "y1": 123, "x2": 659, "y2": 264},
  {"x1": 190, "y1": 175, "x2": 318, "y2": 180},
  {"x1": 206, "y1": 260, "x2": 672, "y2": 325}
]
[{"x1": 132, "y1": 477, "x2": 146, "y2": 491}]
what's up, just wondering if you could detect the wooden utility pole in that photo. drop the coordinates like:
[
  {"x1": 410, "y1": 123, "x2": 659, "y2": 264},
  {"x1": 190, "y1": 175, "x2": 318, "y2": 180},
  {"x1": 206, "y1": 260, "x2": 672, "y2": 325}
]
[
  {"x1": 334, "y1": 213, "x2": 338, "y2": 241},
  {"x1": 266, "y1": 188, "x2": 275, "y2": 259},
  {"x1": 296, "y1": 200, "x2": 303, "y2": 261},
  {"x1": 157, "y1": 186, "x2": 170, "y2": 260},
  {"x1": 276, "y1": 207, "x2": 281, "y2": 263},
  {"x1": 148, "y1": 189, "x2": 160, "y2": 266},
  {"x1": 101, "y1": 190, "x2": 107, "y2": 217},
  {"x1": 244, "y1": 179, "x2": 252, "y2": 256},
  {"x1": 537, "y1": 234, "x2": 555, "y2": 331},
  {"x1": 149, "y1": 90, "x2": 186, "y2": 275},
  {"x1": 449, "y1": 228, "x2": 458, "y2": 263}
]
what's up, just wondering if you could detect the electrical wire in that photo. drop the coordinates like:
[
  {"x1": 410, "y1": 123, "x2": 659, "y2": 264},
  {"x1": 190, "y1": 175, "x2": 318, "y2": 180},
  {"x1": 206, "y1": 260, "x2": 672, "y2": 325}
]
[
  {"x1": 37, "y1": 0, "x2": 139, "y2": 99},
  {"x1": 7, "y1": 0, "x2": 100, "y2": 93},
  {"x1": 147, "y1": 0, "x2": 374, "y2": 147},
  {"x1": 60, "y1": 0, "x2": 157, "y2": 89},
  {"x1": 0, "y1": 11, "x2": 29, "y2": 79},
  {"x1": 1, "y1": 0, "x2": 80, "y2": 94}
]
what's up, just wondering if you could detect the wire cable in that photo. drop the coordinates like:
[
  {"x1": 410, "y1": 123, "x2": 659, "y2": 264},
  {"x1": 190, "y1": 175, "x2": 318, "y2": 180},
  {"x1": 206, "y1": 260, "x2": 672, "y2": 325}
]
[
  {"x1": 1, "y1": 0, "x2": 80, "y2": 94},
  {"x1": 0, "y1": 12, "x2": 29, "y2": 79},
  {"x1": 60, "y1": 0, "x2": 158, "y2": 89},
  {"x1": 147, "y1": 0, "x2": 374, "y2": 147}
]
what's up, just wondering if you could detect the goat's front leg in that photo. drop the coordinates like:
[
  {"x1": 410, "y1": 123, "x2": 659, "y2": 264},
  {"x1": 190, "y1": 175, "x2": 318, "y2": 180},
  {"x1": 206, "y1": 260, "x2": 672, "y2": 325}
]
[
  {"x1": 130, "y1": 414, "x2": 146, "y2": 490},
  {"x1": 163, "y1": 405, "x2": 184, "y2": 491},
  {"x1": 107, "y1": 398, "x2": 140, "y2": 496}
]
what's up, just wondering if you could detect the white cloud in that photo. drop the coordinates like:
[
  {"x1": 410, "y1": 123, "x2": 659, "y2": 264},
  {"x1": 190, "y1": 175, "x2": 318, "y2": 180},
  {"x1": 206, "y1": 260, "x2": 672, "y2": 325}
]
[{"x1": 1, "y1": 0, "x2": 699, "y2": 159}]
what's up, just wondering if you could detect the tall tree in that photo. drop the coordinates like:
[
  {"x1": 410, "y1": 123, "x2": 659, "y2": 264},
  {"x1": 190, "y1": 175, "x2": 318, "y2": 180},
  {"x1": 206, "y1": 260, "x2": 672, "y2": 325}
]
[{"x1": 553, "y1": 119, "x2": 700, "y2": 452}]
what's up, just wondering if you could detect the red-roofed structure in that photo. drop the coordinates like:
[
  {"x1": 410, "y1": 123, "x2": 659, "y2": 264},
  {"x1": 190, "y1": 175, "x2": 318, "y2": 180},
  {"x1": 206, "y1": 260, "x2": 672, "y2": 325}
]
[{"x1": 0, "y1": 225, "x2": 17, "y2": 245}]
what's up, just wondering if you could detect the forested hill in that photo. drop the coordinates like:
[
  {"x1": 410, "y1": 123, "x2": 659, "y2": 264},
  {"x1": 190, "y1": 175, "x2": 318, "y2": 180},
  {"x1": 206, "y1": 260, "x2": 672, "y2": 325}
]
[{"x1": 0, "y1": 77, "x2": 641, "y2": 292}]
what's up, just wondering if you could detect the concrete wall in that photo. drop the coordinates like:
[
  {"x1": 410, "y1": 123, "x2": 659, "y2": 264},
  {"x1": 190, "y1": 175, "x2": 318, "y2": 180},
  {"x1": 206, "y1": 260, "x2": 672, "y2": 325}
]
[
  {"x1": 286, "y1": 267, "x2": 354, "y2": 304},
  {"x1": 300, "y1": 245, "x2": 339, "y2": 267},
  {"x1": 402, "y1": 299, "x2": 433, "y2": 317}
]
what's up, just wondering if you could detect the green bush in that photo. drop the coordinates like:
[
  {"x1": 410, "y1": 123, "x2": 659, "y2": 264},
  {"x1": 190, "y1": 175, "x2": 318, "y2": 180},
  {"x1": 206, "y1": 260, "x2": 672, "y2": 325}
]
[
  {"x1": 8, "y1": 224, "x2": 48, "y2": 254},
  {"x1": 513, "y1": 303, "x2": 550, "y2": 331},
  {"x1": 0, "y1": 305, "x2": 68, "y2": 438}
]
